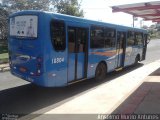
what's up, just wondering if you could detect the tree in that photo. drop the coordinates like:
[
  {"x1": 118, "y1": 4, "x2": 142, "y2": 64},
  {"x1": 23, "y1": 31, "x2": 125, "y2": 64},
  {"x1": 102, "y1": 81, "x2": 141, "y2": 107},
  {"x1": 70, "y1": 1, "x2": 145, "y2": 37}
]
[
  {"x1": 2, "y1": 0, "x2": 84, "y2": 17},
  {"x1": 0, "y1": 0, "x2": 84, "y2": 43},
  {"x1": 55, "y1": 0, "x2": 84, "y2": 17},
  {"x1": 141, "y1": 25, "x2": 148, "y2": 30},
  {"x1": 2, "y1": 0, "x2": 53, "y2": 13},
  {"x1": 156, "y1": 23, "x2": 160, "y2": 31},
  {"x1": 0, "y1": 8, "x2": 9, "y2": 42}
]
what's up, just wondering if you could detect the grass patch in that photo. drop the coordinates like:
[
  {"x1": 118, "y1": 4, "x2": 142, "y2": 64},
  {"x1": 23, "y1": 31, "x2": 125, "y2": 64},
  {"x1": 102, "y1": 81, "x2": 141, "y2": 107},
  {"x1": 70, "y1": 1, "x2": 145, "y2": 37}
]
[
  {"x1": 0, "y1": 53, "x2": 8, "y2": 64},
  {"x1": 0, "y1": 58, "x2": 8, "y2": 64},
  {"x1": 0, "y1": 44, "x2": 8, "y2": 54},
  {"x1": 0, "y1": 42, "x2": 9, "y2": 63},
  {"x1": 0, "y1": 53, "x2": 8, "y2": 59}
]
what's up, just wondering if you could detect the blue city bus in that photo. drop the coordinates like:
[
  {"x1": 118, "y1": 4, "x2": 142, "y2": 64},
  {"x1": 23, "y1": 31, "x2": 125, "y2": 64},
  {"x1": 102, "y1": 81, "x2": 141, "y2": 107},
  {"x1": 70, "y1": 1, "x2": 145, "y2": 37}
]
[{"x1": 8, "y1": 10, "x2": 148, "y2": 87}]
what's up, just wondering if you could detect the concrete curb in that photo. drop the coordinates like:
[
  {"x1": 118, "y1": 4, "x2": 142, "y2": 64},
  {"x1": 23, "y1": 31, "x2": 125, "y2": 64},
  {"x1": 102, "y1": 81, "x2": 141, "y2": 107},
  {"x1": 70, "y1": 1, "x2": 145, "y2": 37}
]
[{"x1": 0, "y1": 63, "x2": 10, "y2": 72}]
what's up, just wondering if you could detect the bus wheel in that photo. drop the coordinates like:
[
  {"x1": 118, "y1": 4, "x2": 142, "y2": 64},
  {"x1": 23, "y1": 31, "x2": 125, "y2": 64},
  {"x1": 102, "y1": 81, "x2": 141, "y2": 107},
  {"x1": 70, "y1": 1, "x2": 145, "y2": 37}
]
[
  {"x1": 134, "y1": 56, "x2": 139, "y2": 65},
  {"x1": 95, "y1": 63, "x2": 107, "y2": 81}
]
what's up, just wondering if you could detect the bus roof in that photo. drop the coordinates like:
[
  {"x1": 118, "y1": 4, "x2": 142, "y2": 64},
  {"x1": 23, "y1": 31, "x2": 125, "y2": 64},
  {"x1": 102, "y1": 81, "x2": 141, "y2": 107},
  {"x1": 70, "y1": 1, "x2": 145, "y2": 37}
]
[{"x1": 10, "y1": 10, "x2": 147, "y2": 33}]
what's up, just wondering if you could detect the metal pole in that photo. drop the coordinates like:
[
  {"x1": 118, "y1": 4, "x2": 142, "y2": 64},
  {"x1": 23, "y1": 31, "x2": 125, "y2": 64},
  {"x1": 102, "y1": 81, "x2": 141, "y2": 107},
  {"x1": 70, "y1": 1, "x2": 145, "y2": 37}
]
[{"x1": 133, "y1": 15, "x2": 134, "y2": 28}]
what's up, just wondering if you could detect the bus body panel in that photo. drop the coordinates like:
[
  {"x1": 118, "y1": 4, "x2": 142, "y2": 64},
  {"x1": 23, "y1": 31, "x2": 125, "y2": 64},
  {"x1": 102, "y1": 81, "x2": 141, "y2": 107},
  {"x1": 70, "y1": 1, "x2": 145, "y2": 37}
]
[
  {"x1": 42, "y1": 14, "x2": 68, "y2": 87},
  {"x1": 89, "y1": 48, "x2": 117, "y2": 73},
  {"x1": 9, "y1": 11, "x2": 47, "y2": 86},
  {"x1": 125, "y1": 36, "x2": 144, "y2": 66},
  {"x1": 8, "y1": 11, "x2": 148, "y2": 87}
]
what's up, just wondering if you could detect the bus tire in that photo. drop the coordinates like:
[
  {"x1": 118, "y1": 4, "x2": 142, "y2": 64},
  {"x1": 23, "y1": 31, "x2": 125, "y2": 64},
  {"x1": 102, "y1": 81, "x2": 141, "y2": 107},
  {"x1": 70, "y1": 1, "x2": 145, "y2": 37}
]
[
  {"x1": 134, "y1": 55, "x2": 139, "y2": 65},
  {"x1": 95, "y1": 62, "x2": 107, "y2": 81}
]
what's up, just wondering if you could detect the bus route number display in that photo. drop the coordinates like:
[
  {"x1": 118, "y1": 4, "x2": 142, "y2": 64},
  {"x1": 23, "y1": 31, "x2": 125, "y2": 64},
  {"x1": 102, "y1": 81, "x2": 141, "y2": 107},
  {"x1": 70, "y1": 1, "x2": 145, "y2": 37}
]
[{"x1": 52, "y1": 57, "x2": 64, "y2": 64}]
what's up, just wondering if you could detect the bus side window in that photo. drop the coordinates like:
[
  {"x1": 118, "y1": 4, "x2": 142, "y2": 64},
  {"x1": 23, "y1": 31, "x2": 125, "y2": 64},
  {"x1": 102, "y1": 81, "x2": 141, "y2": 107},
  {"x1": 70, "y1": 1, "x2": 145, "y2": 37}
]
[
  {"x1": 77, "y1": 28, "x2": 86, "y2": 52},
  {"x1": 68, "y1": 28, "x2": 76, "y2": 53},
  {"x1": 117, "y1": 32, "x2": 125, "y2": 49},
  {"x1": 51, "y1": 20, "x2": 66, "y2": 51},
  {"x1": 127, "y1": 31, "x2": 135, "y2": 46},
  {"x1": 90, "y1": 26, "x2": 104, "y2": 48},
  {"x1": 135, "y1": 32, "x2": 143, "y2": 45},
  {"x1": 104, "y1": 28, "x2": 116, "y2": 48}
]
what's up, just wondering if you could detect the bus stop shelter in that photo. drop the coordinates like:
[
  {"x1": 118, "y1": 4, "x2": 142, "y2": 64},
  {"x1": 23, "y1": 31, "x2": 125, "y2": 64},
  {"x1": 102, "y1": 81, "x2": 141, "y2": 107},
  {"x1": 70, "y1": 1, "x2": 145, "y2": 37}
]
[{"x1": 111, "y1": 1, "x2": 160, "y2": 26}]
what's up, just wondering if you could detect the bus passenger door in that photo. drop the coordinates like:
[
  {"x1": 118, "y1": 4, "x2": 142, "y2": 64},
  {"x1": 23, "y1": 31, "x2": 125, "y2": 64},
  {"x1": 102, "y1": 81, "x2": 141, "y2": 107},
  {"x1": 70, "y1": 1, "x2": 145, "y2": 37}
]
[
  {"x1": 116, "y1": 31, "x2": 126, "y2": 68},
  {"x1": 67, "y1": 27, "x2": 88, "y2": 83}
]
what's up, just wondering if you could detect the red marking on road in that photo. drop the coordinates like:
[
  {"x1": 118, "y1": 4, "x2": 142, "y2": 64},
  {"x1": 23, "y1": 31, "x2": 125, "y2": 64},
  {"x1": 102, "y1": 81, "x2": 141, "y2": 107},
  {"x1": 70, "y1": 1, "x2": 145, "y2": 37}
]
[{"x1": 117, "y1": 84, "x2": 151, "y2": 114}]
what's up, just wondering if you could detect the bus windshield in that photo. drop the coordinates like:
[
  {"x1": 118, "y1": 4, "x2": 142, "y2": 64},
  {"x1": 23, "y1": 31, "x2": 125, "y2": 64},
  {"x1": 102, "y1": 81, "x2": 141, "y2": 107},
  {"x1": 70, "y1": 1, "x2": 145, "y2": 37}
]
[{"x1": 10, "y1": 15, "x2": 38, "y2": 38}]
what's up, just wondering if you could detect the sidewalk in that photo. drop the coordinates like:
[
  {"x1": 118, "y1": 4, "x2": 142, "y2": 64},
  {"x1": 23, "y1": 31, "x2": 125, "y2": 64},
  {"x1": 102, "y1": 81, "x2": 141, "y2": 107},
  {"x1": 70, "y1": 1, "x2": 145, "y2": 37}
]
[
  {"x1": 30, "y1": 60, "x2": 160, "y2": 120},
  {"x1": 113, "y1": 67, "x2": 160, "y2": 114},
  {"x1": 0, "y1": 63, "x2": 10, "y2": 72}
]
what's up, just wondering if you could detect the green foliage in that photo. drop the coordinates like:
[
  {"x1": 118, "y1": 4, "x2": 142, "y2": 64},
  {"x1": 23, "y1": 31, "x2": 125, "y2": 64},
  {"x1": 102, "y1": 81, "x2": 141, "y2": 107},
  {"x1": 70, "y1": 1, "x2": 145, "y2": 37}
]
[
  {"x1": 0, "y1": 8, "x2": 8, "y2": 42},
  {"x1": 0, "y1": 45, "x2": 8, "y2": 54},
  {"x1": 0, "y1": 42, "x2": 8, "y2": 60},
  {"x1": 0, "y1": 53, "x2": 8, "y2": 59},
  {"x1": 2, "y1": 0, "x2": 52, "y2": 13},
  {"x1": 2, "y1": 0, "x2": 84, "y2": 17},
  {"x1": 148, "y1": 23, "x2": 160, "y2": 39},
  {"x1": 54, "y1": 0, "x2": 84, "y2": 17},
  {"x1": 141, "y1": 25, "x2": 148, "y2": 29}
]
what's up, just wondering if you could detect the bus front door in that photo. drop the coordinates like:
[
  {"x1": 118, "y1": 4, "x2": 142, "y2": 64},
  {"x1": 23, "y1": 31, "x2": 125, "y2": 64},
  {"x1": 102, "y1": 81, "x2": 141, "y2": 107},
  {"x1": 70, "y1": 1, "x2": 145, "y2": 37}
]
[
  {"x1": 116, "y1": 31, "x2": 126, "y2": 68},
  {"x1": 68, "y1": 27, "x2": 88, "y2": 83}
]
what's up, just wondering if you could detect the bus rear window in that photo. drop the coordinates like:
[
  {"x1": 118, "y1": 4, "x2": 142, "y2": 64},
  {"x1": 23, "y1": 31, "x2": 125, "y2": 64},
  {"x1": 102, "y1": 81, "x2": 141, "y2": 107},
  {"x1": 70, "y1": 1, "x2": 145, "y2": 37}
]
[
  {"x1": 10, "y1": 15, "x2": 38, "y2": 38},
  {"x1": 50, "y1": 20, "x2": 66, "y2": 51}
]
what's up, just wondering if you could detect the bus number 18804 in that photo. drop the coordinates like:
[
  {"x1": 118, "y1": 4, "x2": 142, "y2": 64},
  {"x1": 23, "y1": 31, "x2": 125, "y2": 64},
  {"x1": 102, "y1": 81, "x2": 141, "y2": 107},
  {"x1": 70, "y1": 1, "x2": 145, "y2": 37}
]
[{"x1": 52, "y1": 57, "x2": 64, "y2": 64}]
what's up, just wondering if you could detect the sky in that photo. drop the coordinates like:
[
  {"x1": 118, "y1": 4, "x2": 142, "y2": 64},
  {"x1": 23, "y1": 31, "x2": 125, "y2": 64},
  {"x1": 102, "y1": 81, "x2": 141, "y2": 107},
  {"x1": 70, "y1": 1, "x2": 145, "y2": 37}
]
[
  {"x1": 0, "y1": 0, "x2": 157, "y2": 28},
  {"x1": 80, "y1": 0, "x2": 158, "y2": 28}
]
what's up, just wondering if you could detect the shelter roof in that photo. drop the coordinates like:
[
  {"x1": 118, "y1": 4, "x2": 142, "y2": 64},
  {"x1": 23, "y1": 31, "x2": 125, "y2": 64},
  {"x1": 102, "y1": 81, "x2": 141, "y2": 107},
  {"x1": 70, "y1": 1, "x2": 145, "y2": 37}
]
[{"x1": 111, "y1": 1, "x2": 160, "y2": 22}]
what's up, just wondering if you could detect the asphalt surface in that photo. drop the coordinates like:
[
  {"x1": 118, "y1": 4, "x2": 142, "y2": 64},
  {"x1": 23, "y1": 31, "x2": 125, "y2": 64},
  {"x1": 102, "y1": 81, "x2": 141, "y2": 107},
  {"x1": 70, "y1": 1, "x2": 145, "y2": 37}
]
[
  {"x1": 142, "y1": 39, "x2": 160, "y2": 64},
  {"x1": 0, "y1": 40, "x2": 160, "y2": 118}
]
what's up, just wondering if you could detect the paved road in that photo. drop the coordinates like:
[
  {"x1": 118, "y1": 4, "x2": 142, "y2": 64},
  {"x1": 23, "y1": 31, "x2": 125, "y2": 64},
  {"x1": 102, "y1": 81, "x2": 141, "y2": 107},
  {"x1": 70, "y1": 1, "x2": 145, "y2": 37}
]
[
  {"x1": 0, "y1": 40, "x2": 160, "y2": 118},
  {"x1": 142, "y1": 39, "x2": 160, "y2": 64}
]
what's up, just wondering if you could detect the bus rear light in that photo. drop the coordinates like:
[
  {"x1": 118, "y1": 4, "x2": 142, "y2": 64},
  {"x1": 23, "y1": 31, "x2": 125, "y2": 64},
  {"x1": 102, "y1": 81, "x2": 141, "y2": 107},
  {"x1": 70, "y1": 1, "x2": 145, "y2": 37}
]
[
  {"x1": 37, "y1": 63, "x2": 41, "y2": 68},
  {"x1": 34, "y1": 56, "x2": 43, "y2": 76},
  {"x1": 31, "y1": 68, "x2": 42, "y2": 76},
  {"x1": 19, "y1": 67, "x2": 27, "y2": 73},
  {"x1": 37, "y1": 57, "x2": 43, "y2": 62}
]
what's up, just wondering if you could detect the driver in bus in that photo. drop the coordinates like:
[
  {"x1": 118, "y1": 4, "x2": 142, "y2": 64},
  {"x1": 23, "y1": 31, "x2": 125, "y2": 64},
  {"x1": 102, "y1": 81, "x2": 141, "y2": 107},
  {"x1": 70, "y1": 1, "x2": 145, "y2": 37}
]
[{"x1": 26, "y1": 18, "x2": 35, "y2": 37}]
